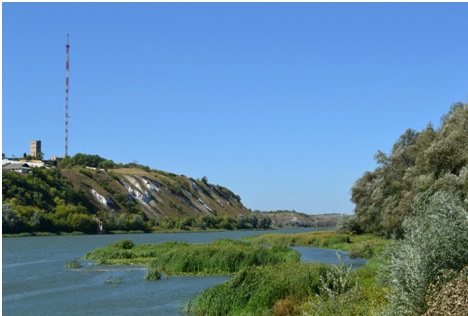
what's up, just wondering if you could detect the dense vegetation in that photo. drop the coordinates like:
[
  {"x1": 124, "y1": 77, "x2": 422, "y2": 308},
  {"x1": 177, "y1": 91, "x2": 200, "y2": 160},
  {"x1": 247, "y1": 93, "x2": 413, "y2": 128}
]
[
  {"x1": 84, "y1": 238, "x2": 300, "y2": 275},
  {"x1": 2, "y1": 168, "x2": 100, "y2": 233},
  {"x1": 351, "y1": 102, "x2": 468, "y2": 237},
  {"x1": 346, "y1": 102, "x2": 468, "y2": 316},
  {"x1": 380, "y1": 191, "x2": 468, "y2": 316}
]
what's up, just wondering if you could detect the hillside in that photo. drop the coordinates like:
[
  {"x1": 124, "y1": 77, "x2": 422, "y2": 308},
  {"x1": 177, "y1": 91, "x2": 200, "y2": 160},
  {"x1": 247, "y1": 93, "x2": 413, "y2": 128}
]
[
  {"x1": 2, "y1": 159, "x2": 252, "y2": 234},
  {"x1": 257, "y1": 210, "x2": 341, "y2": 228},
  {"x1": 62, "y1": 167, "x2": 249, "y2": 220}
]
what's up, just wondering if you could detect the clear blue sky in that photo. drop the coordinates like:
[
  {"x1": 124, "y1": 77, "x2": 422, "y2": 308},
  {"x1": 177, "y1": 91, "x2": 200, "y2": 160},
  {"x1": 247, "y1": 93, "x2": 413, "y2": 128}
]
[{"x1": 3, "y1": 2, "x2": 468, "y2": 214}]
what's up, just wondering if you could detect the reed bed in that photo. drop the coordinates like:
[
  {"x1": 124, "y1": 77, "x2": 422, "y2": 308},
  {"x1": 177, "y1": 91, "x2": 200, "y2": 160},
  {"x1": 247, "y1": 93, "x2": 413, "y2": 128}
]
[
  {"x1": 152, "y1": 239, "x2": 299, "y2": 275},
  {"x1": 183, "y1": 261, "x2": 331, "y2": 315},
  {"x1": 83, "y1": 238, "x2": 300, "y2": 275},
  {"x1": 249, "y1": 231, "x2": 389, "y2": 259},
  {"x1": 249, "y1": 230, "x2": 349, "y2": 248}
]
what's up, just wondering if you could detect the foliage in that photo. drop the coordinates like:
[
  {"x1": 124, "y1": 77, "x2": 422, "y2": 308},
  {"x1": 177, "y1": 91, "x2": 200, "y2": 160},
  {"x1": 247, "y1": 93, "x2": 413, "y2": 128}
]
[
  {"x1": 249, "y1": 231, "x2": 390, "y2": 260},
  {"x1": 249, "y1": 230, "x2": 351, "y2": 249},
  {"x1": 84, "y1": 239, "x2": 300, "y2": 275},
  {"x1": 145, "y1": 263, "x2": 163, "y2": 280},
  {"x1": 183, "y1": 262, "x2": 330, "y2": 315},
  {"x1": 302, "y1": 259, "x2": 363, "y2": 316},
  {"x1": 65, "y1": 260, "x2": 82, "y2": 269},
  {"x1": 2, "y1": 156, "x2": 252, "y2": 234},
  {"x1": 351, "y1": 102, "x2": 468, "y2": 236},
  {"x1": 59, "y1": 153, "x2": 116, "y2": 169},
  {"x1": 380, "y1": 191, "x2": 468, "y2": 316},
  {"x1": 155, "y1": 214, "x2": 272, "y2": 231},
  {"x1": 2, "y1": 167, "x2": 99, "y2": 234},
  {"x1": 336, "y1": 214, "x2": 363, "y2": 234}
]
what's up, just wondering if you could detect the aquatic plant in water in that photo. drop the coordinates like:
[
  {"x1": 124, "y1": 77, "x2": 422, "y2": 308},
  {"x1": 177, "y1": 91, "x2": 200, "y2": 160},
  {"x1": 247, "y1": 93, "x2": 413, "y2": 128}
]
[{"x1": 65, "y1": 260, "x2": 82, "y2": 269}]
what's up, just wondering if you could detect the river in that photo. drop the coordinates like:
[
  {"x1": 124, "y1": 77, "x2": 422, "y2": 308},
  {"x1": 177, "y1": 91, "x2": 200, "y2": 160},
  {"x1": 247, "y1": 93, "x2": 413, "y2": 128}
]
[{"x1": 2, "y1": 228, "x2": 365, "y2": 315}]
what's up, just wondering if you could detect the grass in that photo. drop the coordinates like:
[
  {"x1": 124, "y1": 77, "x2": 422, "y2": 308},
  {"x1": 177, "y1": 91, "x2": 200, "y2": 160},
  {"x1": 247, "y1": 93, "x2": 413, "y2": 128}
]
[
  {"x1": 183, "y1": 261, "x2": 331, "y2": 315},
  {"x1": 104, "y1": 276, "x2": 123, "y2": 284},
  {"x1": 184, "y1": 231, "x2": 391, "y2": 315},
  {"x1": 248, "y1": 231, "x2": 390, "y2": 259},
  {"x1": 84, "y1": 238, "x2": 300, "y2": 275}
]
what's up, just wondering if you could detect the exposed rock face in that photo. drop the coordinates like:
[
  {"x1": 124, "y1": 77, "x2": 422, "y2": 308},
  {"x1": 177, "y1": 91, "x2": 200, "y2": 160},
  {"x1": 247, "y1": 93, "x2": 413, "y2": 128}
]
[{"x1": 63, "y1": 167, "x2": 249, "y2": 220}]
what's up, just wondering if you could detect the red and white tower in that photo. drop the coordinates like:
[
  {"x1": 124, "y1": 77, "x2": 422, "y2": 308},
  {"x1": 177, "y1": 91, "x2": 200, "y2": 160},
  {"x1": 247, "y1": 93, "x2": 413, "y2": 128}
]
[{"x1": 65, "y1": 34, "x2": 70, "y2": 157}]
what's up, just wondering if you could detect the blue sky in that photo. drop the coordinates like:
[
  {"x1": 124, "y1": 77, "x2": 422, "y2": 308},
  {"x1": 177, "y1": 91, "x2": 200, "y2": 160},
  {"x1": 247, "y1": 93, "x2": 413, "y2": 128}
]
[{"x1": 3, "y1": 3, "x2": 468, "y2": 214}]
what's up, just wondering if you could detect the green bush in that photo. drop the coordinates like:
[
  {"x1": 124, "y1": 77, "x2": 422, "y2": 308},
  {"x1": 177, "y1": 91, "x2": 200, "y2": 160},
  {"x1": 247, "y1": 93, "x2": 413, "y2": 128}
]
[
  {"x1": 112, "y1": 239, "x2": 135, "y2": 249},
  {"x1": 380, "y1": 191, "x2": 468, "y2": 316}
]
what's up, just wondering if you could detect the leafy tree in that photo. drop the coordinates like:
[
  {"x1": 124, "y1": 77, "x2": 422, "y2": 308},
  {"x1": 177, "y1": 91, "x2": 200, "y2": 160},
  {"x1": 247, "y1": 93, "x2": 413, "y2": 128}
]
[
  {"x1": 351, "y1": 102, "x2": 468, "y2": 236},
  {"x1": 2, "y1": 204, "x2": 23, "y2": 233}
]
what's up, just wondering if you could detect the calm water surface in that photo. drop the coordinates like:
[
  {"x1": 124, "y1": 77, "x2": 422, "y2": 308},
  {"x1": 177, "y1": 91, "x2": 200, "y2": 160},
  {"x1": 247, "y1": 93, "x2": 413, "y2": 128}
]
[{"x1": 3, "y1": 228, "x2": 365, "y2": 315}]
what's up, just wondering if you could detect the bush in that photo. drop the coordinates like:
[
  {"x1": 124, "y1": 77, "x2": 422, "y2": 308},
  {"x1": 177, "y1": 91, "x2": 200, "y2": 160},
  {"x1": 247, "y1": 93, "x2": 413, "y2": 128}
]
[
  {"x1": 112, "y1": 239, "x2": 135, "y2": 249},
  {"x1": 303, "y1": 261, "x2": 361, "y2": 316},
  {"x1": 336, "y1": 214, "x2": 363, "y2": 234},
  {"x1": 380, "y1": 191, "x2": 468, "y2": 316}
]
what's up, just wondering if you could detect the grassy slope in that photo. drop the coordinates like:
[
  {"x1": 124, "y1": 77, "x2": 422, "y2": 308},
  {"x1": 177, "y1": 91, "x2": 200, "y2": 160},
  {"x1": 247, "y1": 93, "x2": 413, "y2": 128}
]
[{"x1": 60, "y1": 167, "x2": 250, "y2": 220}]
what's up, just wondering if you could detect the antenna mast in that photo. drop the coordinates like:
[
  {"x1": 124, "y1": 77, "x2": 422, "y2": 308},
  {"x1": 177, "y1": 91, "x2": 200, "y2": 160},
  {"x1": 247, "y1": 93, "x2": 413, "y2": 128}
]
[{"x1": 65, "y1": 34, "x2": 70, "y2": 157}]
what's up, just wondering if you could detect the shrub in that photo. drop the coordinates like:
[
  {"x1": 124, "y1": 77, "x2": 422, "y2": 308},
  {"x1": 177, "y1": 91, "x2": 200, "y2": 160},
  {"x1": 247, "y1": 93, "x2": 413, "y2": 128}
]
[
  {"x1": 112, "y1": 239, "x2": 135, "y2": 249},
  {"x1": 380, "y1": 191, "x2": 468, "y2": 316},
  {"x1": 336, "y1": 214, "x2": 363, "y2": 234}
]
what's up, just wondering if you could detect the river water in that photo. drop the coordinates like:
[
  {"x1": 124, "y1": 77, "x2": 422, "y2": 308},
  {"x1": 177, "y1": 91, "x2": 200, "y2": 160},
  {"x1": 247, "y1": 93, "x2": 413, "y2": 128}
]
[{"x1": 3, "y1": 228, "x2": 365, "y2": 315}]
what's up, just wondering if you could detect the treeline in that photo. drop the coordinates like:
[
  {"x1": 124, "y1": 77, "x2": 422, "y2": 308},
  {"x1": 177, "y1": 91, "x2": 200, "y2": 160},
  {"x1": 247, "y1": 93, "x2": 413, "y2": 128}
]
[
  {"x1": 57, "y1": 153, "x2": 149, "y2": 171},
  {"x1": 155, "y1": 214, "x2": 272, "y2": 231},
  {"x1": 351, "y1": 102, "x2": 468, "y2": 237}
]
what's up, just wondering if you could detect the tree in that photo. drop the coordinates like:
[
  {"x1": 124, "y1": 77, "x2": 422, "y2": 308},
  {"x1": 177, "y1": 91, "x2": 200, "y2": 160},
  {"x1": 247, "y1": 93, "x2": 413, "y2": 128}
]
[
  {"x1": 351, "y1": 103, "x2": 468, "y2": 236},
  {"x1": 2, "y1": 204, "x2": 22, "y2": 233}
]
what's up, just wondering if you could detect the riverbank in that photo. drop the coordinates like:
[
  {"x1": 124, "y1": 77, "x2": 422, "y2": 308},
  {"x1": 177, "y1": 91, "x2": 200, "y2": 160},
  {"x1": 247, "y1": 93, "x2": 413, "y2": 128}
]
[{"x1": 2, "y1": 226, "x2": 336, "y2": 238}]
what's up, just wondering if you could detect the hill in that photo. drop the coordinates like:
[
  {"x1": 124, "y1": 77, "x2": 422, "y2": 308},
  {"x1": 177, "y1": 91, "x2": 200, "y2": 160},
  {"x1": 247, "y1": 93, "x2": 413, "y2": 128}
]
[
  {"x1": 256, "y1": 210, "x2": 341, "y2": 228},
  {"x1": 2, "y1": 158, "x2": 254, "y2": 234}
]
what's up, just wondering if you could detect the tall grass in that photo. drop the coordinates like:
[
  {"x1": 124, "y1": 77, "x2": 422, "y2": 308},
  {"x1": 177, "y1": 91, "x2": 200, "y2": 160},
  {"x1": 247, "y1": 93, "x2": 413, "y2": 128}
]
[
  {"x1": 84, "y1": 238, "x2": 300, "y2": 275},
  {"x1": 152, "y1": 239, "x2": 299, "y2": 275},
  {"x1": 183, "y1": 262, "x2": 331, "y2": 315},
  {"x1": 249, "y1": 230, "x2": 389, "y2": 259},
  {"x1": 249, "y1": 230, "x2": 350, "y2": 248}
]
